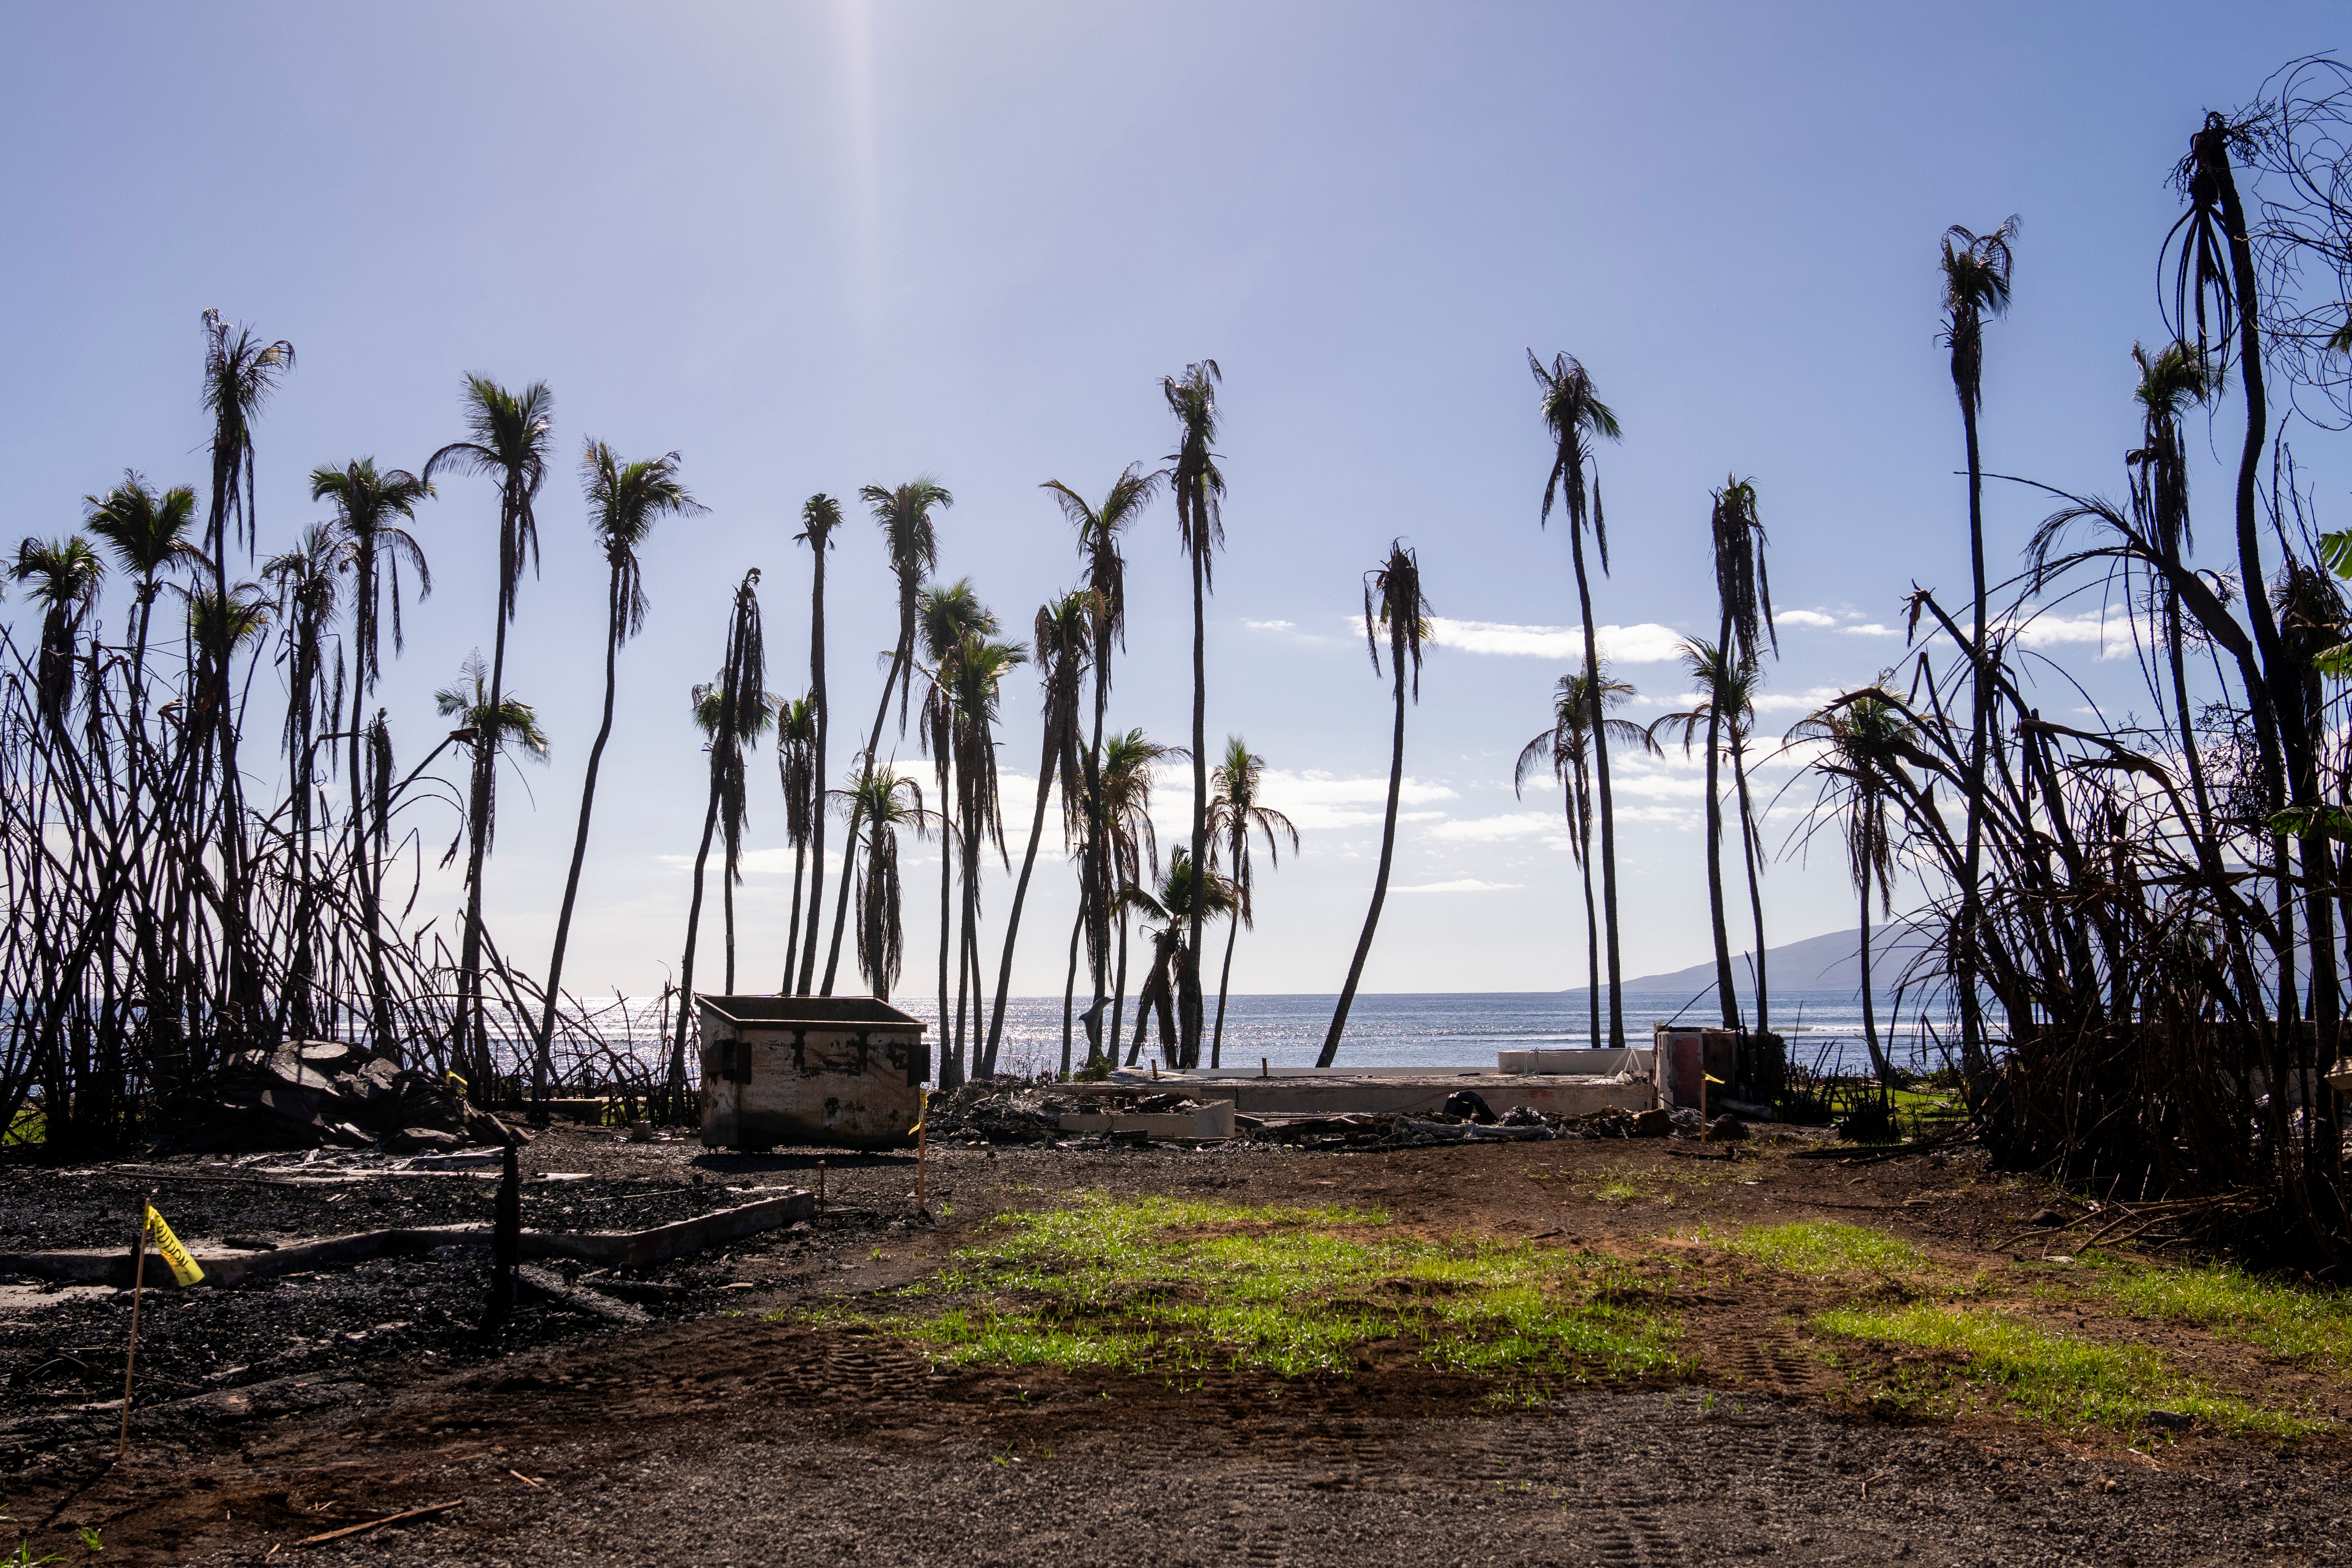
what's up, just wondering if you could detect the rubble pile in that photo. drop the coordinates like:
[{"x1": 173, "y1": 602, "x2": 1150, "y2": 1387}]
[
  {"x1": 921, "y1": 1081, "x2": 1077, "y2": 1144},
  {"x1": 158, "y1": 1040, "x2": 523, "y2": 1153}
]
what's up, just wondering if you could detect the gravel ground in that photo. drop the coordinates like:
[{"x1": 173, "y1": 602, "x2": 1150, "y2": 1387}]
[{"x1": 0, "y1": 1124, "x2": 2344, "y2": 1565}]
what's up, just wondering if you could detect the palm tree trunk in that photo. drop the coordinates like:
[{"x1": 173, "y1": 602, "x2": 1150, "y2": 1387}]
[
  {"x1": 1061, "y1": 902, "x2": 1083, "y2": 1078},
  {"x1": 669, "y1": 779, "x2": 723, "y2": 1116},
  {"x1": 1704, "y1": 660, "x2": 1739, "y2": 1032},
  {"x1": 1184, "y1": 538, "x2": 1208, "y2": 1068},
  {"x1": 821, "y1": 642, "x2": 908, "y2": 994},
  {"x1": 1116, "y1": 907, "x2": 1138, "y2": 1065},
  {"x1": 938, "y1": 774, "x2": 955, "y2": 1087},
  {"x1": 1084, "y1": 672, "x2": 1111, "y2": 1032},
  {"x1": 534, "y1": 578, "x2": 625, "y2": 1096},
  {"x1": 723, "y1": 842, "x2": 737, "y2": 994},
  {"x1": 1319, "y1": 623, "x2": 1408, "y2": 1066},
  {"x1": 1957, "y1": 378, "x2": 1991, "y2": 1083},
  {"x1": 1211, "y1": 901, "x2": 1239, "y2": 1069},
  {"x1": 988, "y1": 745, "x2": 1058, "y2": 1067},
  {"x1": 1730, "y1": 732, "x2": 1768, "y2": 1034},
  {"x1": 1575, "y1": 772, "x2": 1600, "y2": 1051},
  {"x1": 459, "y1": 494, "x2": 518, "y2": 1091},
  {"x1": 783, "y1": 836, "x2": 807, "y2": 992},
  {"x1": 1569, "y1": 525, "x2": 1626, "y2": 1049},
  {"x1": 797, "y1": 544, "x2": 829, "y2": 995},
  {"x1": 1858, "y1": 850, "x2": 1892, "y2": 1085}
]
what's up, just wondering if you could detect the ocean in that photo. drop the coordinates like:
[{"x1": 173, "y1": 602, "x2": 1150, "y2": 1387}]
[{"x1": 897, "y1": 988, "x2": 1946, "y2": 1081}]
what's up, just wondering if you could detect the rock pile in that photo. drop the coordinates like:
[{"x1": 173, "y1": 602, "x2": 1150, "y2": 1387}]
[{"x1": 158, "y1": 1040, "x2": 524, "y2": 1153}]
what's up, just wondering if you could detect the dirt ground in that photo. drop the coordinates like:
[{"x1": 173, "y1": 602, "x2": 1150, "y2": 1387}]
[{"x1": 3, "y1": 1123, "x2": 2346, "y2": 1566}]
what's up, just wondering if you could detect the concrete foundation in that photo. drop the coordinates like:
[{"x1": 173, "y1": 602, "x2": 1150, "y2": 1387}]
[{"x1": 1068, "y1": 1052, "x2": 1658, "y2": 1120}]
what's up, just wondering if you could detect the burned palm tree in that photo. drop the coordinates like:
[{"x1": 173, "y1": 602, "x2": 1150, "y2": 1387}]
[
  {"x1": 1650, "y1": 637, "x2": 1763, "y2": 1032},
  {"x1": 1043, "y1": 465, "x2": 1161, "y2": 1063},
  {"x1": 1530, "y1": 348, "x2": 1630, "y2": 1047},
  {"x1": 1122, "y1": 849, "x2": 1236, "y2": 1067},
  {"x1": 819, "y1": 478, "x2": 950, "y2": 994},
  {"x1": 311, "y1": 457, "x2": 432, "y2": 1055},
  {"x1": 1320, "y1": 541, "x2": 1431, "y2": 1068},
  {"x1": 260, "y1": 523, "x2": 349, "y2": 1039},
  {"x1": 1162, "y1": 364, "x2": 1225, "y2": 1066},
  {"x1": 10, "y1": 537, "x2": 104, "y2": 725},
  {"x1": 426, "y1": 377, "x2": 554, "y2": 1088},
  {"x1": 776, "y1": 694, "x2": 819, "y2": 992},
  {"x1": 916, "y1": 580, "x2": 996, "y2": 1083},
  {"x1": 532, "y1": 443, "x2": 701, "y2": 1100},
  {"x1": 434, "y1": 650, "x2": 550, "y2": 1085},
  {"x1": 1518, "y1": 667, "x2": 1649, "y2": 1049},
  {"x1": 1939, "y1": 216, "x2": 2016, "y2": 1078},
  {"x1": 1100, "y1": 729, "x2": 1184, "y2": 1063},
  {"x1": 83, "y1": 473, "x2": 202, "y2": 696},
  {"x1": 792, "y1": 494, "x2": 842, "y2": 995},
  {"x1": 1787, "y1": 691, "x2": 1912, "y2": 1085},
  {"x1": 198, "y1": 310, "x2": 294, "y2": 1032},
  {"x1": 845, "y1": 766, "x2": 931, "y2": 1003},
  {"x1": 991, "y1": 591, "x2": 1092, "y2": 1076},
  {"x1": 670, "y1": 570, "x2": 767, "y2": 1110},
  {"x1": 1206, "y1": 738, "x2": 1296, "y2": 1069}
]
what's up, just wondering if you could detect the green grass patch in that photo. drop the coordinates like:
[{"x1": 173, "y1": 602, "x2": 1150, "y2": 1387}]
[
  {"x1": 1720, "y1": 1221, "x2": 1930, "y2": 1282},
  {"x1": 1593, "y1": 1179, "x2": 1643, "y2": 1204},
  {"x1": 807, "y1": 1193, "x2": 1688, "y2": 1385},
  {"x1": 3, "y1": 1106, "x2": 42, "y2": 1148},
  {"x1": 1815, "y1": 1302, "x2": 2320, "y2": 1437},
  {"x1": 2088, "y1": 1255, "x2": 2352, "y2": 1371}
]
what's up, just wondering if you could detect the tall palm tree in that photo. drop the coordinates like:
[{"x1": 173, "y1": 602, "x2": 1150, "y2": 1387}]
[
  {"x1": 1939, "y1": 219, "x2": 2016, "y2": 1075},
  {"x1": 433, "y1": 650, "x2": 551, "y2": 1084},
  {"x1": 310, "y1": 458, "x2": 432, "y2": 1055},
  {"x1": 819, "y1": 478, "x2": 950, "y2": 994},
  {"x1": 992, "y1": 591, "x2": 1092, "y2": 1077},
  {"x1": 1650, "y1": 637, "x2": 1761, "y2": 1032},
  {"x1": 776, "y1": 694, "x2": 819, "y2": 992},
  {"x1": 1122, "y1": 849, "x2": 1237, "y2": 1066},
  {"x1": 260, "y1": 524, "x2": 347, "y2": 1040},
  {"x1": 2128, "y1": 341, "x2": 2224, "y2": 852},
  {"x1": 843, "y1": 765, "x2": 931, "y2": 1002},
  {"x1": 10, "y1": 537, "x2": 105, "y2": 723},
  {"x1": 1515, "y1": 668, "x2": 1649, "y2": 1050},
  {"x1": 1789, "y1": 692, "x2": 1913, "y2": 1084},
  {"x1": 83, "y1": 473, "x2": 202, "y2": 694},
  {"x1": 1320, "y1": 541, "x2": 1431, "y2": 1067},
  {"x1": 531, "y1": 444, "x2": 702, "y2": 1098},
  {"x1": 947, "y1": 633, "x2": 1025, "y2": 1079},
  {"x1": 1163, "y1": 364, "x2": 1225, "y2": 1065},
  {"x1": 671, "y1": 570, "x2": 766, "y2": 1104},
  {"x1": 1100, "y1": 729, "x2": 1185, "y2": 1064},
  {"x1": 426, "y1": 377, "x2": 555, "y2": 1088},
  {"x1": 792, "y1": 494, "x2": 842, "y2": 995},
  {"x1": 916, "y1": 580, "x2": 997, "y2": 1085},
  {"x1": 198, "y1": 309, "x2": 294, "y2": 1026},
  {"x1": 1206, "y1": 738, "x2": 1296, "y2": 1069},
  {"x1": 1043, "y1": 465, "x2": 1162, "y2": 1058},
  {"x1": 1529, "y1": 349, "x2": 1629, "y2": 1048}
]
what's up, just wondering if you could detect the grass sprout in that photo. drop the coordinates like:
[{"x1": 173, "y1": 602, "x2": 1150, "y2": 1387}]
[
  {"x1": 2088, "y1": 1255, "x2": 2352, "y2": 1370},
  {"x1": 807, "y1": 1194, "x2": 1687, "y2": 1385},
  {"x1": 1721, "y1": 1221, "x2": 1930, "y2": 1282},
  {"x1": 1815, "y1": 1302, "x2": 2320, "y2": 1437}
]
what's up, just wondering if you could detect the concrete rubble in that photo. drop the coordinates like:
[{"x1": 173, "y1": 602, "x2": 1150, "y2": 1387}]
[{"x1": 156, "y1": 1039, "x2": 525, "y2": 1154}]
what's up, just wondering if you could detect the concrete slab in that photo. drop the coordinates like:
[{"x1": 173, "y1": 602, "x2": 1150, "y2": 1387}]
[{"x1": 1066, "y1": 1063, "x2": 1657, "y2": 1120}]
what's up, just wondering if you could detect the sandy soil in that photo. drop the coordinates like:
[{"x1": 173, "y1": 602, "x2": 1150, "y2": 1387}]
[{"x1": 2, "y1": 1124, "x2": 2345, "y2": 1566}]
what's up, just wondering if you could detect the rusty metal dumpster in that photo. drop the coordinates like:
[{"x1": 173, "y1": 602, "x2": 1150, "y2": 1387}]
[{"x1": 697, "y1": 996, "x2": 930, "y2": 1150}]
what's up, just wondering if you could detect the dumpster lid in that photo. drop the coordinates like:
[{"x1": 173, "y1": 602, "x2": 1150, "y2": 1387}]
[{"x1": 695, "y1": 995, "x2": 927, "y2": 1032}]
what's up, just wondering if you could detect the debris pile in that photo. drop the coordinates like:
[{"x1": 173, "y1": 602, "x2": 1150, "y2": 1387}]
[
  {"x1": 157, "y1": 1040, "x2": 523, "y2": 1153},
  {"x1": 921, "y1": 1081, "x2": 1077, "y2": 1144}
]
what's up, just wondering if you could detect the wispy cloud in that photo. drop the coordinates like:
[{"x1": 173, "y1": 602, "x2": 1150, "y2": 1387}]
[
  {"x1": 1423, "y1": 617, "x2": 1688, "y2": 663},
  {"x1": 1777, "y1": 609, "x2": 1840, "y2": 629},
  {"x1": 1842, "y1": 622, "x2": 1899, "y2": 637},
  {"x1": 1391, "y1": 878, "x2": 1521, "y2": 893},
  {"x1": 1244, "y1": 618, "x2": 1295, "y2": 632},
  {"x1": 1427, "y1": 811, "x2": 1565, "y2": 843}
]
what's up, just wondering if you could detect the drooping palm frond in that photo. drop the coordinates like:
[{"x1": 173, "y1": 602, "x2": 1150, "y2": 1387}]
[
  {"x1": 1941, "y1": 218, "x2": 2019, "y2": 418},
  {"x1": 581, "y1": 442, "x2": 703, "y2": 643},
  {"x1": 1363, "y1": 540, "x2": 1432, "y2": 700}
]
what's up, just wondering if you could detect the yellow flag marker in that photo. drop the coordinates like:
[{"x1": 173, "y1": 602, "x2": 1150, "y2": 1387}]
[
  {"x1": 1703, "y1": 1073, "x2": 1726, "y2": 1086},
  {"x1": 145, "y1": 1203, "x2": 205, "y2": 1287},
  {"x1": 446, "y1": 1070, "x2": 470, "y2": 1095}
]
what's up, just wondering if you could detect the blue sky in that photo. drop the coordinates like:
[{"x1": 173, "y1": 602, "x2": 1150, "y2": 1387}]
[{"x1": 5, "y1": 3, "x2": 2347, "y2": 1002}]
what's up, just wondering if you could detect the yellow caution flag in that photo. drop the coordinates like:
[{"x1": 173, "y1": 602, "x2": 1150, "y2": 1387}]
[
  {"x1": 446, "y1": 1070, "x2": 469, "y2": 1094},
  {"x1": 1703, "y1": 1073, "x2": 1726, "y2": 1086},
  {"x1": 143, "y1": 1204, "x2": 205, "y2": 1287}
]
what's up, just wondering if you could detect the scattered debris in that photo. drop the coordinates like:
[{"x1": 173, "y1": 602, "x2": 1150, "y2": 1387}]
[
  {"x1": 157, "y1": 1040, "x2": 525, "y2": 1154},
  {"x1": 294, "y1": 1500, "x2": 461, "y2": 1548}
]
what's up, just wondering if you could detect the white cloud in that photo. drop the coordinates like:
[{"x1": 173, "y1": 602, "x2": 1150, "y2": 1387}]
[
  {"x1": 1842, "y1": 622, "x2": 1899, "y2": 637},
  {"x1": 1777, "y1": 609, "x2": 1840, "y2": 629},
  {"x1": 1427, "y1": 811, "x2": 1565, "y2": 843},
  {"x1": 1611, "y1": 771, "x2": 1709, "y2": 800},
  {"x1": 1614, "y1": 804, "x2": 1699, "y2": 826},
  {"x1": 2008, "y1": 610, "x2": 2132, "y2": 659},
  {"x1": 1391, "y1": 878, "x2": 1521, "y2": 893},
  {"x1": 1422, "y1": 618, "x2": 1688, "y2": 663},
  {"x1": 1244, "y1": 619, "x2": 1295, "y2": 632}
]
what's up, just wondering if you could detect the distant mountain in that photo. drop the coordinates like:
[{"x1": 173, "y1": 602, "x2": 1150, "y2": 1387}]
[{"x1": 1605, "y1": 925, "x2": 1936, "y2": 998}]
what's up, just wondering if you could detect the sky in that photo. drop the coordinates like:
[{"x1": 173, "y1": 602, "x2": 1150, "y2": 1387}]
[{"x1": 4, "y1": 2, "x2": 2349, "y2": 1004}]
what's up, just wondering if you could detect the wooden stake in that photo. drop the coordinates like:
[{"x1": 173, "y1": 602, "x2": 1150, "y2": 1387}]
[
  {"x1": 916, "y1": 1116, "x2": 927, "y2": 1212},
  {"x1": 817, "y1": 1159, "x2": 826, "y2": 1211},
  {"x1": 118, "y1": 1199, "x2": 151, "y2": 1458}
]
